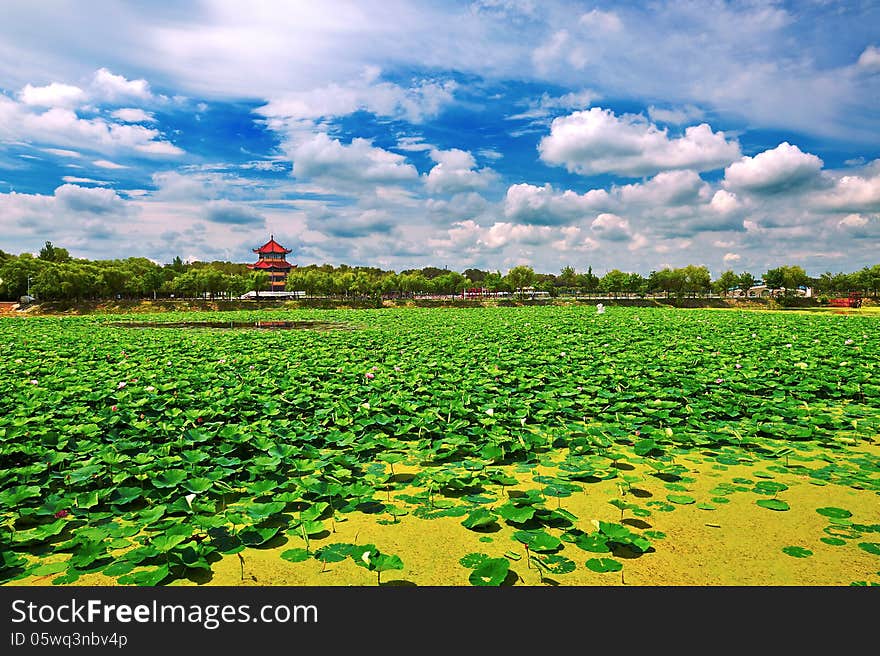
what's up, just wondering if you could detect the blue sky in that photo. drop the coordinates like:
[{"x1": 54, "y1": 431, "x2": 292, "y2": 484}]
[{"x1": 1, "y1": 0, "x2": 879, "y2": 276}]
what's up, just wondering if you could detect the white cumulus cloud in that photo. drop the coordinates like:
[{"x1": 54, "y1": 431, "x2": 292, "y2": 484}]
[
  {"x1": 723, "y1": 142, "x2": 823, "y2": 194},
  {"x1": 424, "y1": 149, "x2": 496, "y2": 194},
  {"x1": 617, "y1": 170, "x2": 710, "y2": 206},
  {"x1": 539, "y1": 108, "x2": 740, "y2": 177},
  {"x1": 504, "y1": 182, "x2": 611, "y2": 225},
  {"x1": 54, "y1": 184, "x2": 128, "y2": 214},
  {"x1": 292, "y1": 133, "x2": 418, "y2": 185},
  {"x1": 818, "y1": 167, "x2": 880, "y2": 212},
  {"x1": 111, "y1": 108, "x2": 156, "y2": 123},
  {"x1": 590, "y1": 213, "x2": 632, "y2": 241},
  {"x1": 92, "y1": 68, "x2": 153, "y2": 102},
  {"x1": 856, "y1": 45, "x2": 880, "y2": 72},
  {"x1": 19, "y1": 82, "x2": 86, "y2": 107}
]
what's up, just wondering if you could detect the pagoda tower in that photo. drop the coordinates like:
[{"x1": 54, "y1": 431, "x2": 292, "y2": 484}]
[{"x1": 247, "y1": 235, "x2": 295, "y2": 291}]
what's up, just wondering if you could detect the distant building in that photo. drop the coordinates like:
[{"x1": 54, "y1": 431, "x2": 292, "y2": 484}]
[
  {"x1": 247, "y1": 235, "x2": 295, "y2": 291},
  {"x1": 729, "y1": 283, "x2": 812, "y2": 298}
]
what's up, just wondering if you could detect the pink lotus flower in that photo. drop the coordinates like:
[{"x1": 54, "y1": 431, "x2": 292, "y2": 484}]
[
  {"x1": 117, "y1": 381, "x2": 126, "y2": 389},
  {"x1": 54, "y1": 509, "x2": 69, "y2": 519},
  {"x1": 365, "y1": 372, "x2": 375, "y2": 379},
  {"x1": 735, "y1": 363, "x2": 742, "y2": 369},
  {"x1": 715, "y1": 378, "x2": 724, "y2": 384},
  {"x1": 29, "y1": 379, "x2": 38, "y2": 385},
  {"x1": 111, "y1": 405, "x2": 118, "y2": 411}
]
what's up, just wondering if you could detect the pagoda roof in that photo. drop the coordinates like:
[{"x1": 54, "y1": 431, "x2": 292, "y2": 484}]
[
  {"x1": 253, "y1": 235, "x2": 292, "y2": 254},
  {"x1": 247, "y1": 260, "x2": 293, "y2": 270}
]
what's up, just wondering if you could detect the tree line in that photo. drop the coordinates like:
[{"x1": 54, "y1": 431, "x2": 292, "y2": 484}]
[{"x1": 1, "y1": 242, "x2": 878, "y2": 302}]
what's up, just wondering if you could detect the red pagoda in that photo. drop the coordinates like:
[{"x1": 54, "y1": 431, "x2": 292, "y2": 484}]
[{"x1": 247, "y1": 235, "x2": 295, "y2": 291}]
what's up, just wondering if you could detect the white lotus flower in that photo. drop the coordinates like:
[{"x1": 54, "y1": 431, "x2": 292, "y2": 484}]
[
  {"x1": 485, "y1": 408, "x2": 494, "y2": 416},
  {"x1": 361, "y1": 550, "x2": 371, "y2": 565},
  {"x1": 184, "y1": 493, "x2": 196, "y2": 508}
]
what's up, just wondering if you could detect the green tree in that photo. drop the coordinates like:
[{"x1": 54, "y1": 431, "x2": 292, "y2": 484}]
[
  {"x1": 198, "y1": 268, "x2": 226, "y2": 300},
  {"x1": 738, "y1": 271, "x2": 757, "y2": 297},
  {"x1": 250, "y1": 271, "x2": 270, "y2": 299},
  {"x1": 225, "y1": 274, "x2": 249, "y2": 299},
  {"x1": 763, "y1": 267, "x2": 785, "y2": 294},
  {"x1": 598, "y1": 269, "x2": 628, "y2": 298},
  {"x1": 462, "y1": 268, "x2": 487, "y2": 284},
  {"x1": 714, "y1": 270, "x2": 739, "y2": 297},
  {"x1": 577, "y1": 266, "x2": 600, "y2": 294},
  {"x1": 625, "y1": 272, "x2": 646, "y2": 296},
  {"x1": 682, "y1": 265, "x2": 711, "y2": 297},
  {"x1": 39, "y1": 241, "x2": 71, "y2": 263},
  {"x1": 505, "y1": 266, "x2": 536, "y2": 298}
]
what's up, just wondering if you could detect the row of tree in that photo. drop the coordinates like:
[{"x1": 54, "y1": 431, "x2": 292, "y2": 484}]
[{"x1": 1, "y1": 242, "x2": 878, "y2": 302}]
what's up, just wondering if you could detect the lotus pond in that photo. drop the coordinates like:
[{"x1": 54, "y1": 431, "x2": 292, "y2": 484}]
[{"x1": 1, "y1": 306, "x2": 879, "y2": 586}]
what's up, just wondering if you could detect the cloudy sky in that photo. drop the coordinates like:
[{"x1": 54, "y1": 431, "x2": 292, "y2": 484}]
[{"x1": 1, "y1": 0, "x2": 879, "y2": 276}]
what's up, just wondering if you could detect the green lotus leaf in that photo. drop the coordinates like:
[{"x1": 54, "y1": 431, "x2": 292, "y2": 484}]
[
  {"x1": 153, "y1": 470, "x2": 188, "y2": 488},
  {"x1": 667, "y1": 494, "x2": 696, "y2": 505},
  {"x1": 512, "y1": 530, "x2": 562, "y2": 553},
  {"x1": 573, "y1": 533, "x2": 611, "y2": 553},
  {"x1": 75, "y1": 490, "x2": 99, "y2": 509},
  {"x1": 109, "y1": 487, "x2": 142, "y2": 505},
  {"x1": 281, "y1": 548, "x2": 311, "y2": 563},
  {"x1": 302, "y1": 520, "x2": 325, "y2": 536},
  {"x1": 598, "y1": 522, "x2": 631, "y2": 541},
  {"x1": 461, "y1": 508, "x2": 497, "y2": 530},
  {"x1": 782, "y1": 546, "x2": 812, "y2": 558},
  {"x1": 246, "y1": 501, "x2": 286, "y2": 520},
  {"x1": 459, "y1": 553, "x2": 488, "y2": 568},
  {"x1": 816, "y1": 507, "x2": 852, "y2": 520},
  {"x1": 301, "y1": 502, "x2": 330, "y2": 521},
  {"x1": 13, "y1": 518, "x2": 67, "y2": 544},
  {"x1": 468, "y1": 557, "x2": 509, "y2": 586},
  {"x1": 372, "y1": 553, "x2": 404, "y2": 573},
  {"x1": 182, "y1": 478, "x2": 213, "y2": 494},
  {"x1": 315, "y1": 543, "x2": 355, "y2": 563},
  {"x1": 29, "y1": 561, "x2": 68, "y2": 576},
  {"x1": 753, "y1": 481, "x2": 788, "y2": 495},
  {"x1": 151, "y1": 534, "x2": 188, "y2": 552},
  {"x1": 756, "y1": 499, "x2": 790, "y2": 511},
  {"x1": 497, "y1": 503, "x2": 535, "y2": 524},
  {"x1": 102, "y1": 560, "x2": 136, "y2": 577},
  {"x1": 239, "y1": 526, "x2": 280, "y2": 546},
  {"x1": 586, "y1": 557, "x2": 623, "y2": 573},
  {"x1": 117, "y1": 564, "x2": 169, "y2": 586},
  {"x1": 51, "y1": 570, "x2": 82, "y2": 585},
  {"x1": 121, "y1": 546, "x2": 160, "y2": 564},
  {"x1": 858, "y1": 542, "x2": 880, "y2": 556},
  {"x1": 538, "y1": 554, "x2": 576, "y2": 575}
]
